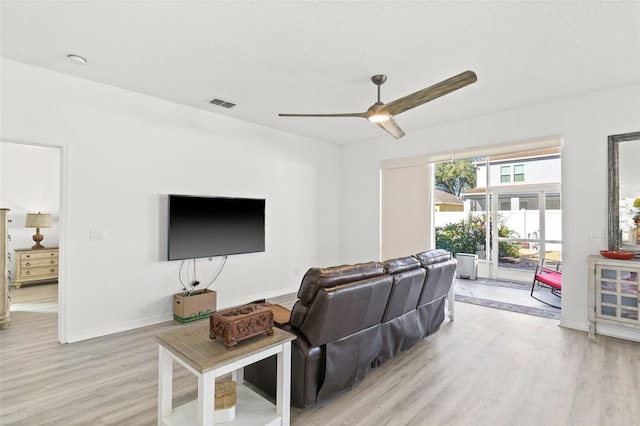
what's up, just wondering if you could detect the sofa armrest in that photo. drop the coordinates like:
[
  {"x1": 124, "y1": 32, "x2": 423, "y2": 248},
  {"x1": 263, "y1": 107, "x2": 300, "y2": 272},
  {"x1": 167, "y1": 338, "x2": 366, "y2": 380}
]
[
  {"x1": 266, "y1": 303, "x2": 291, "y2": 326},
  {"x1": 243, "y1": 326, "x2": 324, "y2": 408},
  {"x1": 286, "y1": 327, "x2": 324, "y2": 408}
]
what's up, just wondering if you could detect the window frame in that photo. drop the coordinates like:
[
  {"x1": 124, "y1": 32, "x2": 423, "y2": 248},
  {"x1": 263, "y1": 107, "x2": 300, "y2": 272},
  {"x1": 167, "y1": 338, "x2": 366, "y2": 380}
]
[
  {"x1": 513, "y1": 163, "x2": 525, "y2": 183},
  {"x1": 500, "y1": 165, "x2": 511, "y2": 183}
]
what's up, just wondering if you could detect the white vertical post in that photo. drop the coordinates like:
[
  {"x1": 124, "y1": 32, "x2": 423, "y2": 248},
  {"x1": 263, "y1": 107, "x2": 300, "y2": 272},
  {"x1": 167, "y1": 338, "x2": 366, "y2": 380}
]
[
  {"x1": 157, "y1": 346, "x2": 173, "y2": 425},
  {"x1": 448, "y1": 274, "x2": 455, "y2": 321},
  {"x1": 276, "y1": 342, "x2": 291, "y2": 426},
  {"x1": 197, "y1": 371, "x2": 216, "y2": 426},
  {"x1": 232, "y1": 366, "x2": 244, "y2": 384}
]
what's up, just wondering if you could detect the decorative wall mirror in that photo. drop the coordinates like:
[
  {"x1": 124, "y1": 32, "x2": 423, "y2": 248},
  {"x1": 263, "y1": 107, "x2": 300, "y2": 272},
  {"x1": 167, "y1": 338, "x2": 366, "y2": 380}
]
[{"x1": 608, "y1": 131, "x2": 640, "y2": 255}]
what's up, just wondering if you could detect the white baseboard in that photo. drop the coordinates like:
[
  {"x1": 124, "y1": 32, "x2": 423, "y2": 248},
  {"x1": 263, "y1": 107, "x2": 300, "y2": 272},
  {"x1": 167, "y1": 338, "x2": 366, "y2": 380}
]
[
  {"x1": 559, "y1": 318, "x2": 589, "y2": 332},
  {"x1": 65, "y1": 286, "x2": 299, "y2": 343},
  {"x1": 592, "y1": 323, "x2": 640, "y2": 343},
  {"x1": 66, "y1": 312, "x2": 174, "y2": 343},
  {"x1": 560, "y1": 318, "x2": 640, "y2": 343}
]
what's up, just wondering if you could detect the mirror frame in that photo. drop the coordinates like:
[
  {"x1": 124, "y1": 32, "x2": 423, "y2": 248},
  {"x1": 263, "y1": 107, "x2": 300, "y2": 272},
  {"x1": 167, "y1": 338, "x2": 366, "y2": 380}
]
[{"x1": 608, "y1": 131, "x2": 640, "y2": 252}]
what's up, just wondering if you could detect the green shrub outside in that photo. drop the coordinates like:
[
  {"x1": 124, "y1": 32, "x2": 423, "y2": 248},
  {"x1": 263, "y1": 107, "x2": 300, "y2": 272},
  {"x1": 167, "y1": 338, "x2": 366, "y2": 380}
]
[{"x1": 435, "y1": 213, "x2": 520, "y2": 257}]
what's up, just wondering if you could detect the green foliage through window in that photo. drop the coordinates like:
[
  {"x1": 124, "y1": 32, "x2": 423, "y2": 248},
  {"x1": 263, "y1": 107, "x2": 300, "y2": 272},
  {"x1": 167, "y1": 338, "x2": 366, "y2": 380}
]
[
  {"x1": 435, "y1": 160, "x2": 477, "y2": 197},
  {"x1": 435, "y1": 213, "x2": 520, "y2": 257}
]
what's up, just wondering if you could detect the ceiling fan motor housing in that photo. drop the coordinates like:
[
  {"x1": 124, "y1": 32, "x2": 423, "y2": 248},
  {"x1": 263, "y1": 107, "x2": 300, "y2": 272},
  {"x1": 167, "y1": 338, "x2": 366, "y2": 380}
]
[{"x1": 371, "y1": 75, "x2": 387, "y2": 86}]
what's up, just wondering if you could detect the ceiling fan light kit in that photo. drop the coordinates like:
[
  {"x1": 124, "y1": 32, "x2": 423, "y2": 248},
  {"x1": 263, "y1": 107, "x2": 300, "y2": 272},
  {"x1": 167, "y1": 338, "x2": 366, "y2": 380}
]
[
  {"x1": 367, "y1": 114, "x2": 390, "y2": 123},
  {"x1": 366, "y1": 103, "x2": 391, "y2": 123},
  {"x1": 279, "y1": 70, "x2": 477, "y2": 140}
]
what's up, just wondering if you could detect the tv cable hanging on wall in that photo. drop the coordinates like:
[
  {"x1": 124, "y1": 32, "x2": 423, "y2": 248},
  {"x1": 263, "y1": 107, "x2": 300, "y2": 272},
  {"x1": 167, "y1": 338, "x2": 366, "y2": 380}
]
[{"x1": 178, "y1": 256, "x2": 228, "y2": 296}]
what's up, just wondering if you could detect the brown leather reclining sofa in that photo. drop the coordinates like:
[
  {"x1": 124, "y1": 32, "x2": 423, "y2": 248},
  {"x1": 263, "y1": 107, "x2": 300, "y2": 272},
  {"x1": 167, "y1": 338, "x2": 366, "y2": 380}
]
[{"x1": 245, "y1": 249, "x2": 457, "y2": 408}]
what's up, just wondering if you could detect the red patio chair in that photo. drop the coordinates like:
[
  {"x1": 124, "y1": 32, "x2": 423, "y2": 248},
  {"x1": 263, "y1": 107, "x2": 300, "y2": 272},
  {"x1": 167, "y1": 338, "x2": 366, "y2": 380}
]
[{"x1": 530, "y1": 260, "x2": 561, "y2": 309}]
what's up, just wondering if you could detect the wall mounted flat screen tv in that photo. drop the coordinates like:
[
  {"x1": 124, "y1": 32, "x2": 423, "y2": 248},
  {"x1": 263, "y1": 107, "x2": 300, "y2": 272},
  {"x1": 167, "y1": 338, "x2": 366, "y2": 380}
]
[{"x1": 168, "y1": 195, "x2": 265, "y2": 260}]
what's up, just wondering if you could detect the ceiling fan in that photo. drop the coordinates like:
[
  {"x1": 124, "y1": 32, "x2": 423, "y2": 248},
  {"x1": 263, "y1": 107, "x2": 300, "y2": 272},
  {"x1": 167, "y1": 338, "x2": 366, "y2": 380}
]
[{"x1": 279, "y1": 70, "x2": 477, "y2": 140}]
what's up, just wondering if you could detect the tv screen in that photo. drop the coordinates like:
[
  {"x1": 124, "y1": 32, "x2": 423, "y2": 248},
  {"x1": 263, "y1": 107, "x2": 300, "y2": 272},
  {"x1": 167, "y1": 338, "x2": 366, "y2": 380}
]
[{"x1": 168, "y1": 195, "x2": 265, "y2": 260}]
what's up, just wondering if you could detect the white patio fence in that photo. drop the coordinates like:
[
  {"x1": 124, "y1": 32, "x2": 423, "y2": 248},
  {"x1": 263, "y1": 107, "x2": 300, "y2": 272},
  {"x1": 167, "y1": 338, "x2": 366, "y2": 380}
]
[{"x1": 435, "y1": 210, "x2": 562, "y2": 252}]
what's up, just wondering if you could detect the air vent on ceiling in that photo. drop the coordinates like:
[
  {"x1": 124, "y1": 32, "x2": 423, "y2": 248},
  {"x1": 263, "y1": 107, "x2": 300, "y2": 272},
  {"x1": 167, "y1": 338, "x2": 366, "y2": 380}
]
[{"x1": 208, "y1": 98, "x2": 236, "y2": 109}]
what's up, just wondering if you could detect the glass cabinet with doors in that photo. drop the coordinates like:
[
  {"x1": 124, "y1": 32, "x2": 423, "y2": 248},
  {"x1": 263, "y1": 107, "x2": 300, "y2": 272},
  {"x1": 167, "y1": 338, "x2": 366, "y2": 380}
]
[{"x1": 588, "y1": 255, "x2": 640, "y2": 341}]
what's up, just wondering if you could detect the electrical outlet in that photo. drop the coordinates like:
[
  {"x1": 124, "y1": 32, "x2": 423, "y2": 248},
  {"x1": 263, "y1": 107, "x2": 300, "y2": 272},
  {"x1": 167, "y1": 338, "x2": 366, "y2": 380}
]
[{"x1": 590, "y1": 231, "x2": 604, "y2": 242}]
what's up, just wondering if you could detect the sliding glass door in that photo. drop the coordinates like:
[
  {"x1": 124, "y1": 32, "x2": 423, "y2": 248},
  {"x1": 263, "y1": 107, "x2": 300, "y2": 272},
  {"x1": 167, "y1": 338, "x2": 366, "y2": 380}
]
[
  {"x1": 434, "y1": 146, "x2": 561, "y2": 282},
  {"x1": 490, "y1": 187, "x2": 561, "y2": 281}
]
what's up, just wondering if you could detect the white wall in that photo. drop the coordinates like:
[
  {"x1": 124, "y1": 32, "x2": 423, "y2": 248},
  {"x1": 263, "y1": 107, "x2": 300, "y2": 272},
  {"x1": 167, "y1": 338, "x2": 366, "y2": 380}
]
[
  {"x1": 340, "y1": 82, "x2": 640, "y2": 332},
  {"x1": 1, "y1": 59, "x2": 342, "y2": 342},
  {"x1": 4, "y1": 55, "x2": 639, "y2": 340}
]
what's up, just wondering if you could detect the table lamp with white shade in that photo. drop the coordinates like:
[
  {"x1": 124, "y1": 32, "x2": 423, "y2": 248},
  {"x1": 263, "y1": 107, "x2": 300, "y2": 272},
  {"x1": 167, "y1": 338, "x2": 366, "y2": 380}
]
[{"x1": 25, "y1": 212, "x2": 51, "y2": 249}]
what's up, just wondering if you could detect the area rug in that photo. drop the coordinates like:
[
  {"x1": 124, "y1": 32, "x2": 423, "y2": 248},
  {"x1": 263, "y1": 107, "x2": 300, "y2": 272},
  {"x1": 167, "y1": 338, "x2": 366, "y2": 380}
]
[
  {"x1": 472, "y1": 278, "x2": 534, "y2": 290},
  {"x1": 454, "y1": 294, "x2": 561, "y2": 320}
]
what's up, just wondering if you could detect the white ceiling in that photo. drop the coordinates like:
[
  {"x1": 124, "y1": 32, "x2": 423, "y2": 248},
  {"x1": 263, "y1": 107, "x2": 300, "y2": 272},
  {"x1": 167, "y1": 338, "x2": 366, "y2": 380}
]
[{"x1": 2, "y1": 1, "x2": 639, "y2": 145}]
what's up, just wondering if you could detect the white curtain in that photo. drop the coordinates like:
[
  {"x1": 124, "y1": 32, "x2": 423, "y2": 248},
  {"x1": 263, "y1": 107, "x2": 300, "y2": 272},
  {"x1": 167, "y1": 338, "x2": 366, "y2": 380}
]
[{"x1": 380, "y1": 164, "x2": 433, "y2": 260}]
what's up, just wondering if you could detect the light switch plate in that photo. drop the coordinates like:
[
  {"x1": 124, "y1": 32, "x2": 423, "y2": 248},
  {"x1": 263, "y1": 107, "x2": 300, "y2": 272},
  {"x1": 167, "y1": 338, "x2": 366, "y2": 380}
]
[{"x1": 89, "y1": 229, "x2": 104, "y2": 241}]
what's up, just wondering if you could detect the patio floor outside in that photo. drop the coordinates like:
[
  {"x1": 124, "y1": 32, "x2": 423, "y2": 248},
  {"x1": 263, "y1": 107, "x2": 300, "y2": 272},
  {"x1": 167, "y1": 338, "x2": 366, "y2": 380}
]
[{"x1": 454, "y1": 275, "x2": 561, "y2": 319}]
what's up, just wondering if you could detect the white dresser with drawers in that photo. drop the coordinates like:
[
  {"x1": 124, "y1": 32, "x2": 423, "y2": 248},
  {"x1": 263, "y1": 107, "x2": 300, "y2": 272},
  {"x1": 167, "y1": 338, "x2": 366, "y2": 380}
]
[{"x1": 13, "y1": 247, "x2": 59, "y2": 288}]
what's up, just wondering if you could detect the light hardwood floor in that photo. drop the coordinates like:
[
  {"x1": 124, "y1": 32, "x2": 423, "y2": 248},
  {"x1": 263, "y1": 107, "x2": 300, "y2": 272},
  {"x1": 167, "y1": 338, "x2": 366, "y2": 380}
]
[{"x1": 1, "y1": 284, "x2": 639, "y2": 425}]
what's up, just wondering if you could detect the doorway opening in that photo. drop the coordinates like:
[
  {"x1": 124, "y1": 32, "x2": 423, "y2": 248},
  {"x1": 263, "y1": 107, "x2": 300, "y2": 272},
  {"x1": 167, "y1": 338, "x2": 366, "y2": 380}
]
[
  {"x1": 1, "y1": 141, "x2": 64, "y2": 340},
  {"x1": 434, "y1": 146, "x2": 562, "y2": 316}
]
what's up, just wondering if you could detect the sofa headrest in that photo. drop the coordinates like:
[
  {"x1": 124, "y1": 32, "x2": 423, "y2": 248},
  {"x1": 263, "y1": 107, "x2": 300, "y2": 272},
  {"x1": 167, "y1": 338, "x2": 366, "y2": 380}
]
[
  {"x1": 297, "y1": 262, "x2": 385, "y2": 305},
  {"x1": 298, "y1": 274, "x2": 393, "y2": 346},
  {"x1": 382, "y1": 256, "x2": 421, "y2": 274},
  {"x1": 381, "y1": 267, "x2": 426, "y2": 322},
  {"x1": 414, "y1": 249, "x2": 451, "y2": 267},
  {"x1": 418, "y1": 259, "x2": 457, "y2": 306}
]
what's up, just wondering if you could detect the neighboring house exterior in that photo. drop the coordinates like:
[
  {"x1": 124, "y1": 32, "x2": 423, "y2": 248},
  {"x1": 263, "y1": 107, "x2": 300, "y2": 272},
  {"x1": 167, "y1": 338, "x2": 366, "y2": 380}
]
[
  {"x1": 439, "y1": 147, "x2": 563, "y2": 259},
  {"x1": 462, "y1": 147, "x2": 561, "y2": 211},
  {"x1": 434, "y1": 189, "x2": 464, "y2": 212}
]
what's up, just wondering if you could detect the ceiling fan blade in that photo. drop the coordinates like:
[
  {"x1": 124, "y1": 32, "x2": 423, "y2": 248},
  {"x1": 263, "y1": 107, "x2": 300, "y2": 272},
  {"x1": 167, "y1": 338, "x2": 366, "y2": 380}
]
[
  {"x1": 376, "y1": 117, "x2": 406, "y2": 139},
  {"x1": 385, "y1": 70, "x2": 477, "y2": 116},
  {"x1": 279, "y1": 112, "x2": 366, "y2": 118}
]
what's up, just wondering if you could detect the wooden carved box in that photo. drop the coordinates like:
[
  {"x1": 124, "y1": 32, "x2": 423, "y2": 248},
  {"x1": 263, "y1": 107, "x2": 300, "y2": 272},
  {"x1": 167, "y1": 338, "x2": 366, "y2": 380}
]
[{"x1": 209, "y1": 304, "x2": 274, "y2": 348}]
